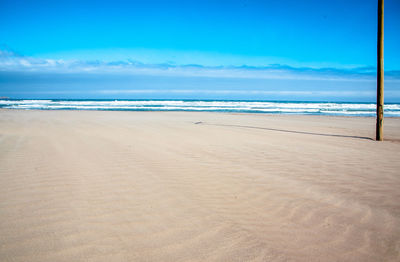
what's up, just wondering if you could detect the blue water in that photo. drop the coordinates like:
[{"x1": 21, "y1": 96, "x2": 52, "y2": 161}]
[{"x1": 1, "y1": 99, "x2": 400, "y2": 117}]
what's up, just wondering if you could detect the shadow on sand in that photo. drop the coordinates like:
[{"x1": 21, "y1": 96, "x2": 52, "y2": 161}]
[{"x1": 195, "y1": 122, "x2": 374, "y2": 141}]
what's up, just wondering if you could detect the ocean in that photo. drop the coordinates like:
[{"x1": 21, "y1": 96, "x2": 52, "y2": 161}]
[{"x1": 1, "y1": 99, "x2": 400, "y2": 117}]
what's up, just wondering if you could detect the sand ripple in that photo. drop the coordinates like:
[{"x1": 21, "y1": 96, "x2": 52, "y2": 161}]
[{"x1": 1, "y1": 110, "x2": 400, "y2": 261}]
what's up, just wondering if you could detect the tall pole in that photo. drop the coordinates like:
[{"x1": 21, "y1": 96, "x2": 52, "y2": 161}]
[{"x1": 376, "y1": 0, "x2": 384, "y2": 141}]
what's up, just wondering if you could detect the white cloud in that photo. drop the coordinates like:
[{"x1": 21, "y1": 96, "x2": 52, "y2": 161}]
[{"x1": 0, "y1": 48, "x2": 399, "y2": 82}]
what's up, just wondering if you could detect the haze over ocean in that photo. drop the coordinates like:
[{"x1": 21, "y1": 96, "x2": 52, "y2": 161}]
[{"x1": 1, "y1": 0, "x2": 400, "y2": 102}]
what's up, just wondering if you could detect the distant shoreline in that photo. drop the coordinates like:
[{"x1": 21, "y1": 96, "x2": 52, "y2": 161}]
[{"x1": 3, "y1": 108, "x2": 399, "y2": 119}]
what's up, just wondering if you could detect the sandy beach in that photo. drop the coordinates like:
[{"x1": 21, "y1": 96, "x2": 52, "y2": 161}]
[{"x1": 0, "y1": 109, "x2": 399, "y2": 261}]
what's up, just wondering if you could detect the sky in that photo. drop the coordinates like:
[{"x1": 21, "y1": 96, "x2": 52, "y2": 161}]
[{"x1": 0, "y1": 0, "x2": 400, "y2": 101}]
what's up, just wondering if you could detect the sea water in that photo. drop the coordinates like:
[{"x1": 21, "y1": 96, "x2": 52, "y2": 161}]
[{"x1": 1, "y1": 99, "x2": 400, "y2": 117}]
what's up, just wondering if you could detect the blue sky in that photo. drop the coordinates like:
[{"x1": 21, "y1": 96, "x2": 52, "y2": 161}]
[{"x1": 0, "y1": 0, "x2": 400, "y2": 101}]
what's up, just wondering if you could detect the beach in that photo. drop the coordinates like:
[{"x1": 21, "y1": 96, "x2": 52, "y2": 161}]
[{"x1": 1, "y1": 109, "x2": 400, "y2": 261}]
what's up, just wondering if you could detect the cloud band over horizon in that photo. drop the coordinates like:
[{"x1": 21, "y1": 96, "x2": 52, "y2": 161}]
[{"x1": 1, "y1": 48, "x2": 400, "y2": 102}]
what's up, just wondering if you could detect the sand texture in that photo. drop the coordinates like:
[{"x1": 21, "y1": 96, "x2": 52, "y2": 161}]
[{"x1": 1, "y1": 109, "x2": 400, "y2": 261}]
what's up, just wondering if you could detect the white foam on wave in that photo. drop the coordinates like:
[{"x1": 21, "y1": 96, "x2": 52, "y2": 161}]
[{"x1": 1, "y1": 100, "x2": 400, "y2": 116}]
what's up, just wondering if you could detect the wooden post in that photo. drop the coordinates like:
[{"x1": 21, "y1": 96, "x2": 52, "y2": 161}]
[{"x1": 376, "y1": 0, "x2": 384, "y2": 141}]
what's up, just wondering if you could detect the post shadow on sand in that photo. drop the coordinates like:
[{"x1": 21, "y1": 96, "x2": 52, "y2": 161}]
[{"x1": 194, "y1": 122, "x2": 374, "y2": 141}]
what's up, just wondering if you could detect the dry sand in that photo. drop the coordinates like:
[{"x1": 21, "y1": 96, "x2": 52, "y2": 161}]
[{"x1": 0, "y1": 109, "x2": 400, "y2": 262}]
